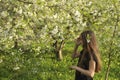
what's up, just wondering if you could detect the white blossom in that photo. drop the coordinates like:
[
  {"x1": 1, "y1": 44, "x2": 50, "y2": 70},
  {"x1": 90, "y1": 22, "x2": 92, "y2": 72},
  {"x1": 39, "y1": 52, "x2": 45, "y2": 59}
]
[
  {"x1": 53, "y1": 14, "x2": 58, "y2": 19},
  {"x1": 88, "y1": 1, "x2": 92, "y2": 6},
  {"x1": 0, "y1": 59, "x2": 3, "y2": 63},
  {"x1": 1, "y1": 11, "x2": 8, "y2": 17},
  {"x1": 51, "y1": 26, "x2": 58, "y2": 35},
  {"x1": 13, "y1": 66, "x2": 20, "y2": 70},
  {"x1": 18, "y1": 7, "x2": 23, "y2": 14},
  {"x1": 75, "y1": 10, "x2": 80, "y2": 17}
]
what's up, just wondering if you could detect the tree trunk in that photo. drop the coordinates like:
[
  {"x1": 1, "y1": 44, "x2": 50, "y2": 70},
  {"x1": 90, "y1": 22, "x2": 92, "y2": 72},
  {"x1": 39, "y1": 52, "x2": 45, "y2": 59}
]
[
  {"x1": 14, "y1": 39, "x2": 18, "y2": 49},
  {"x1": 105, "y1": 25, "x2": 117, "y2": 80},
  {"x1": 105, "y1": 49, "x2": 112, "y2": 80},
  {"x1": 56, "y1": 48, "x2": 63, "y2": 60},
  {"x1": 104, "y1": 49, "x2": 117, "y2": 80},
  {"x1": 105, "y1": 3, "x2": 118, "y2": 79},
  {"x1": 53, "y1": 40, "x2": 65, "y2": 60}
]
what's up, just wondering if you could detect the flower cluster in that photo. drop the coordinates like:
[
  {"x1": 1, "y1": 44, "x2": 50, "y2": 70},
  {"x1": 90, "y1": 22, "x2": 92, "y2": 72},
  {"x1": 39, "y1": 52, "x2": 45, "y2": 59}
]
[{"x1": 86, "y1": 34, "x2": 91, "y2": 43}]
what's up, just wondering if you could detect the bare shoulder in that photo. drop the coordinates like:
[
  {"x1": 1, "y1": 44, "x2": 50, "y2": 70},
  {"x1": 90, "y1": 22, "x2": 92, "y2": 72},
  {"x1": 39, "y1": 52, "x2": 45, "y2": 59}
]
[{"x1": 89, "y1": 59, "x2": 96, "y2": 65}]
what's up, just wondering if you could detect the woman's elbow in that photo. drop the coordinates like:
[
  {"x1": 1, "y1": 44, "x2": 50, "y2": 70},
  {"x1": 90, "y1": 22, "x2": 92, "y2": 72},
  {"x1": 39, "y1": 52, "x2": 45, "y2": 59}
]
[{"x1": 89, "y1": 72, "x2": 95, "y2": 77}]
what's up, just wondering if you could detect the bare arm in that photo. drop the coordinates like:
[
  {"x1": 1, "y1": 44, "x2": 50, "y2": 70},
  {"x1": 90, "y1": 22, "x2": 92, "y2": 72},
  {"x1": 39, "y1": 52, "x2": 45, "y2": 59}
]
[{"x1": 71, "y1": 59, "x2": 96, "y2": 77}]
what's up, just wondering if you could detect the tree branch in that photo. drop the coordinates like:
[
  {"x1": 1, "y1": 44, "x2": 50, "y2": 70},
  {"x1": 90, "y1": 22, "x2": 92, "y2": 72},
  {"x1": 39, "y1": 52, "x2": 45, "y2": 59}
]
[
  {"x1": 105, "y1": 1, "x2": 119, "y2": 80},
  {"x1": 17, "y1": 0, "x2": 33, "y2": 4}
]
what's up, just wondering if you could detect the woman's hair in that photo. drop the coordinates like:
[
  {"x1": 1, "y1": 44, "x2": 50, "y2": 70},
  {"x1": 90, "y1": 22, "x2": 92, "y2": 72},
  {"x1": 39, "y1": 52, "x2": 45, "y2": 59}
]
[{"x1": 80, "y1": 30, "x2": 101, "y2": 72}]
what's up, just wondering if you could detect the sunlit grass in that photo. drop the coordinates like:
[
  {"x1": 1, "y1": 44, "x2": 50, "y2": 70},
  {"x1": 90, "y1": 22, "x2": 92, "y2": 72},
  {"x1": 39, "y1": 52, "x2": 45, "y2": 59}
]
[{"x1": 0, "y1": 42, "x2": 119, "y2": 80}]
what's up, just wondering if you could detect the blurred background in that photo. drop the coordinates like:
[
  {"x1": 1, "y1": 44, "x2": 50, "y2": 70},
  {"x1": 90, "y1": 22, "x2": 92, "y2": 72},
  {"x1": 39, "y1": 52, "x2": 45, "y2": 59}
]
[{"x1": 0, "y1": 0, "x2": 120, "y2": 80}]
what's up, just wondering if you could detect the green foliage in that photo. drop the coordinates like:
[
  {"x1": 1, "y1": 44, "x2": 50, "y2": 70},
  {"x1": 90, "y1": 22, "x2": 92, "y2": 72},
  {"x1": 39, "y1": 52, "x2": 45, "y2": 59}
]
[{"x1": 0, "y1": 42, "x2": 119, "y2": 80}]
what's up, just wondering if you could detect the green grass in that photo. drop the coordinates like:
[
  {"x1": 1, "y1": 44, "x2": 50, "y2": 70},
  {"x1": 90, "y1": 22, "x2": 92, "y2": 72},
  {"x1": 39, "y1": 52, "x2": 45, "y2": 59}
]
[{"x1": 0, "y1": 42, "x2": 119, "y2": 80}]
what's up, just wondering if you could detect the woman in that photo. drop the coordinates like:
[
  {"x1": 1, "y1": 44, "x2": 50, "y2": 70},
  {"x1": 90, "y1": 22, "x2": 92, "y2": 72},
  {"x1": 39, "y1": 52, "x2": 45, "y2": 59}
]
[{"x1": 70, "y1": 30, "x2": 102, "y2": 80}]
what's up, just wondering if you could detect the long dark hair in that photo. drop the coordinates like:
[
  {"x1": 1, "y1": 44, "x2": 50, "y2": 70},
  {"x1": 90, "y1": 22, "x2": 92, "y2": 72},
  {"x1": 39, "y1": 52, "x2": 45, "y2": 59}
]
[{"x1": 80, "y1": 30, "x2": 101, "y2": 72}]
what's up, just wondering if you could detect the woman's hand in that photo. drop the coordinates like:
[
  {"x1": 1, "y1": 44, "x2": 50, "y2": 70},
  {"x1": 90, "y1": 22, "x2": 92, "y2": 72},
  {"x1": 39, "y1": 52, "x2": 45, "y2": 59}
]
[
  {"x1": 70, "y1": 65, "x2": 77, "y2": 70},
  {"x1": 74, "y1": 36, "x2": 82, "y2": 46},
  {"x1": 71, "y1": 52, "x2": 80, "y2": 59},
  {"x1": 71, "y1": 53, "x2": 76, "y2": 59},
  {"x1": 72, "y1": 36, "x2": 82, "y2": 59}
]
